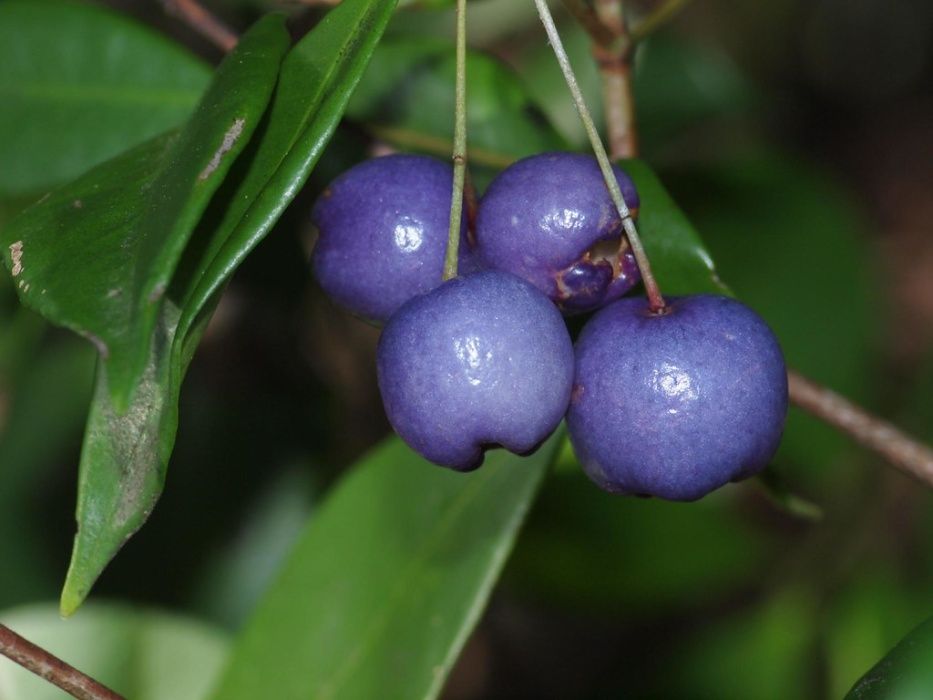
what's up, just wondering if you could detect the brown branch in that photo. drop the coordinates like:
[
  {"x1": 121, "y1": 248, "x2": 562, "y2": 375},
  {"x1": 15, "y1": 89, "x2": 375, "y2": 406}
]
[
  {"x1": 160, "y1": 0, "x2": 238, "y2": 53},
  {"x1": 563, "y1": 0, "x2": 638, "y2": 158},
  {"x1": 0, "y1": 624, "x2": 125, "y2": 700},
  {"x1": 593, "y1": 45, "x2": 638, "y2": 159},
  {"x1": 788, "y1": 370, "x2": 933, "y2": 488}
]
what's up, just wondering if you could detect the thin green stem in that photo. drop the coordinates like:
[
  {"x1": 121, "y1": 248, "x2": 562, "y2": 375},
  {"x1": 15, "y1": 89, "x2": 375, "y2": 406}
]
[
  {"x1": 442, "y1": 0, "x2": 468, "y2": 281},
  {"x1": 630, "y1": 0, "x2": 692, "y2": 43},
  {"x1": 532, "y1": 0, "x2": 665, "y2": 312}
]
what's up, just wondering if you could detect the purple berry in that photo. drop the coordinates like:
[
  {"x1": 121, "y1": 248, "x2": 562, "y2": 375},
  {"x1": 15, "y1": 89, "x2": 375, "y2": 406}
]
[
  {"x1": 377, "y1": 270, "x2": 574, "y2": 470},
  {"x1": 567, "y1": 294, "x2": 788, "y2": 501},
  {"x1": 475, "y1": 152, "x2": 641, "y2": 314},
  {"x1": 311, "y1": 154, "x2": 475, "y2": 323}
]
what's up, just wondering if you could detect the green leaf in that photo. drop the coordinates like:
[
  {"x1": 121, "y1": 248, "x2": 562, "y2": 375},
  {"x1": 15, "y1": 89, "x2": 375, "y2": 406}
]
[
  {"x1": 209, "y1": 434, "x2": 559, "y2": 700},
  {"x1": 2, "y1": 13, "x2": 290, "y2": 411},
  {"x1": 0, "y1": 603, "x2": 228, "y2": 700},
  {"x1": 0, "y1": 0, "x2": 210, "y2": 197},
  {"x1": 846, "y1": 617, "x2": 933, "y2": 699},
  {"x1": 4, "y1": 14, "x2": 293, "y2": 615},
  {"x1": 173, "y1": 0, "x2": 402, "y2": 351},
  {"x1": 347, "y1": 38, "x2": 567, "y2": 170},
  {"x1": 54, "y1": 0, "x2": 399, "y2": 615}
]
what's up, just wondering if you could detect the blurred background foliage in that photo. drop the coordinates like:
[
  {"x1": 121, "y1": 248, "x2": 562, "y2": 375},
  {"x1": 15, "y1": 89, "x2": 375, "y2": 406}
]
[{"x1": 0, "y1": 0, "x2": 931, "y2": 697}]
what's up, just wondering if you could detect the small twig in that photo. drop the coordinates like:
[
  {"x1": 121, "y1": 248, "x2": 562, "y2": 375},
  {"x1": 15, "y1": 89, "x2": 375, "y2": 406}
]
[
  {"x1": 788, "y1": 370, "x2": 933, "y2": 488},
  {"x1": 442, "y1": 0, "x2": 468, "y2": 281},
  {"x1": 594, "y1": 46, "x2": 638, "y2": 159},
  {"x1": 0, "y1": 624, "x2": 125, "y2": 700},
  {"x1": 534, "y1": 0, "x2": 664, "y2": 312},
  {"x1": 160, "y1": 0, "x2": 238, "y2": 53},
  {"x1": 630, "y1": 0, "x2": 693, "y2": 43}
]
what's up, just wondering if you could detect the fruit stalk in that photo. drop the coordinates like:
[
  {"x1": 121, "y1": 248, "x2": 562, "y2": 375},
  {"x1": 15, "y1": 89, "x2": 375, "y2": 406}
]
[
  {"x1": 0, "y1": 624, "x2": 125, "y2": 700},
  {"x1": 788, "y1": 370, "x2": 933, "y2": 488},
  {"x1": 160, "y1": 0, "x2": 238, "y2": 52},
  {"x1": 533, "y1": 0, "x2": 665, "y2": 312},
  {"x1": 442, "y1": 0, "x2": 469, "y2": 281}
]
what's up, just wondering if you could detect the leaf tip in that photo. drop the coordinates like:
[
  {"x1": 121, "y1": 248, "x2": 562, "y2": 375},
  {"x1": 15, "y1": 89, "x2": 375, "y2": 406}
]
[{"x1": 59, "y1": 577, "x2": 88, "y2": 618}]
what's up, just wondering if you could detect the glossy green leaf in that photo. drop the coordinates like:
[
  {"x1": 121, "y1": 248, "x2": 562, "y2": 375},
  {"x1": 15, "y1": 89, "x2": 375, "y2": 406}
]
[
  {"x1": 0, "y1": 0, "x2": 210, "y2": 197},
  {"x1": 54, "y1": 0, "x2": 399, "y2": 614},
  {"x1": 846, "y1": 617, "x2": 933, "y2": 699},
  {"x1": 173, "y1": 0, "x2": 402, "y2": 352},
  {"x1": 347, "y1": 38, "x2": 567, "y2": 169},
  {"x1": 210, "y1": 434, "x2": 559, "y2": 700},
  {"x1": 1, "y1": 14, "x2": 290, "y2": 411},
  {"x1": 2, "y1": 14, "x2": 293, "y2": 615},
  {"x1": 0, "y1": 603, "x2": 228, "y2": 700}
]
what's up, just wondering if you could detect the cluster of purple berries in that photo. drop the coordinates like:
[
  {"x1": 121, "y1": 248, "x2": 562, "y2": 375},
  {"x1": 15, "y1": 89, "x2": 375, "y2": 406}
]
[{"x1": 311, "y1": 152, "x2": 788, "y2": 501}]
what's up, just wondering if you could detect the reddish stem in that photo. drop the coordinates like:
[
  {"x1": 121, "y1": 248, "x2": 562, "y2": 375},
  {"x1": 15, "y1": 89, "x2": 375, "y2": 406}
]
[
  {"x1": 0, "y1": 624, "x2": 125, "y2": 700},
  {"x1": 160, "y1": 0, "x2": 238, "y2": 52}
]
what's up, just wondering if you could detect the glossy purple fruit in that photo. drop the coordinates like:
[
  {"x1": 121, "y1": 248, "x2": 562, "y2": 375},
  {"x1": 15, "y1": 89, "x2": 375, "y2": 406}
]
[
  {"x1": 475, "y1": 152, "x2": 641, "y2": 314},
  {"x1": 377, "y1": 270, "x2": 574, "y2": 470},
  {"x1": 311, "y1": 154, "x2": 475, "y2": 323},
  {"x1": 567, "y1": 294, "x2": 788, "y2": 501}
]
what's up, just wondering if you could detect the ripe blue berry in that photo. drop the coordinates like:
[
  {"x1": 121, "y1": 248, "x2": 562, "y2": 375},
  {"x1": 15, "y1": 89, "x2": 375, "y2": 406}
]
[
  {"x1": 567, "y1": 294, "x2": 788, "y2": 501},
  {"x1": 475, "y1": 152, "x2": 641, "y2": 314},
  {"x1": 377, "y1": 270, "x2": 574, "y2": 470},
  {"x1": 311, "y1": 154, "x2": 475, "y2": 323}
]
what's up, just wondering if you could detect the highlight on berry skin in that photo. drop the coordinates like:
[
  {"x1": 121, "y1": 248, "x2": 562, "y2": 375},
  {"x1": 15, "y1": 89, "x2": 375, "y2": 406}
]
[{"x1": 309, "y1": 153, "x2": 477, "y2": 324}]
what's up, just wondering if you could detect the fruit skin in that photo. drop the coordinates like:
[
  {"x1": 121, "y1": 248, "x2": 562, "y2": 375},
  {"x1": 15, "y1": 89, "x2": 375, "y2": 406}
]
[
  {"x1": 377, "y1": 270, "x2": 574, "y2": 470},
  {"x1": 475, "y1": 152, "x2": 641, "y2": 314},
  {"x1": 311, "y1": 154, "x2": 475, "y2": 323},
  {"x1": 567, "y1": 294, "x2": 788, "y2": 501}
]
